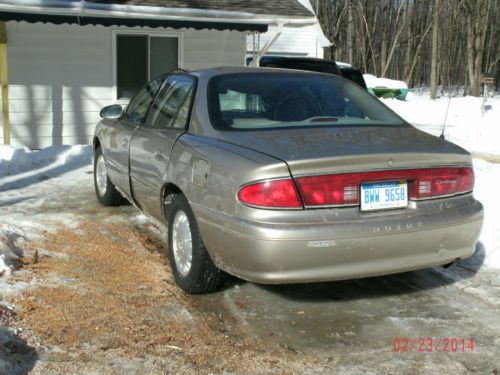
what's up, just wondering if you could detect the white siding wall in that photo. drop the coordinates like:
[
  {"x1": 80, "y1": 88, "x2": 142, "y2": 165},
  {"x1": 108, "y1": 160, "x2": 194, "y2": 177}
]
[
  {"x1": 0, "y1": 21, "x2": 246, "y2": 148},
  {"x1": 247, "y1": 24, "x2": 324, "y2": 58}
]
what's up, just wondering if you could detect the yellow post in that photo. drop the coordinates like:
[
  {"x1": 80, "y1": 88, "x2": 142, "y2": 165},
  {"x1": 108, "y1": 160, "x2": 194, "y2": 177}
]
[{"x1": 0, "y1": 21, "x2": 10, "y2": 145}]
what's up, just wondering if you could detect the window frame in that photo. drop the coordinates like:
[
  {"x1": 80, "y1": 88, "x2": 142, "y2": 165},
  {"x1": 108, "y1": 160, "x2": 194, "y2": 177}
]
[{"x1": 112, "y1": 29, "x2": 184, "y2": 103}]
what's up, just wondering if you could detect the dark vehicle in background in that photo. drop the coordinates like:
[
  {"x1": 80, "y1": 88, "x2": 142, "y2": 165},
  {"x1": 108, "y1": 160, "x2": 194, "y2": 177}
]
[
  {"x1": 248, "y1": 56, "x2": 367, "y2": 89},
  {"x1": 336, "y1": 66, "x2": 367, "y2": 90}
]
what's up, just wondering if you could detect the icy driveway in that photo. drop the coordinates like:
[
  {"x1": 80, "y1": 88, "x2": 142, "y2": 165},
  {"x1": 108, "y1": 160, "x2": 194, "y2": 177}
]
[{"x1": 0, "y1": 149, "x2": 499, "y2": 373}]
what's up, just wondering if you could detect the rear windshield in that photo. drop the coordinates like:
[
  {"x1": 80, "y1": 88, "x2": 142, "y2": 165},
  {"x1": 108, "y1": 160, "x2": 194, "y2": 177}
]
[{"x1": 208, "y1": 73, "x2": 405, "y2": 131}]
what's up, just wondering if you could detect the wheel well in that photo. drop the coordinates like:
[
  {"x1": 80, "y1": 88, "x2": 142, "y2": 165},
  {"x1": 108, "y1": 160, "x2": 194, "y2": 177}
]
[
  {"x1": 93, "y1": 137, "x2": 101, "y2": 153},
  {"x1": 162, "y1": 183, "x2": 184, "y2": 221}
]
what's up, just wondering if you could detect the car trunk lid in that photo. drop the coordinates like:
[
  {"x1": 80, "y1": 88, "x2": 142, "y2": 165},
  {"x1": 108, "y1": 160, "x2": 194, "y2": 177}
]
[{"x1": 217, "y1": 125, "x2": 472, "y2": 177}]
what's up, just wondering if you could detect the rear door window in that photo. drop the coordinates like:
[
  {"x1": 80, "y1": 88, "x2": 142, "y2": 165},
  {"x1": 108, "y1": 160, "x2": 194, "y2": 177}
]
[
  {"x1": 124, "y1": 76, "x2": 165, "y2": 125},
  {"x1": 146, "y1": 75, "x2": 195, "y2": 129}
]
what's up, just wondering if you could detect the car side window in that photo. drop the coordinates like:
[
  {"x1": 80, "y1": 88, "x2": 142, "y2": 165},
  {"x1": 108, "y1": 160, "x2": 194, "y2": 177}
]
[
  {"x1": 171, "y1": 88, "x2": 194, "y2": 129},
  {"x1": 146, "y1": 75, "x2": 195, "y2": 129},
  {"x1": 124, "y1": 76, "x2": 164, "y2": 125}
]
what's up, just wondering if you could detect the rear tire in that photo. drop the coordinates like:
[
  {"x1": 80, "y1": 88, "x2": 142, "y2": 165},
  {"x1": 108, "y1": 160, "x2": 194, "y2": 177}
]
[
  {"x1": 167, "y1": 194, "x2": 223, "y2": 294},
  {"x1": 93, "y1": 146, "x2": 124, "y2": 206}
]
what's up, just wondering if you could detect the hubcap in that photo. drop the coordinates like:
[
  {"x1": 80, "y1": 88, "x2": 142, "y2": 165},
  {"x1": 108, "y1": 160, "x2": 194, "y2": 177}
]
[
  {"x1": 96, "y1": 155, "x2": 108, "y2": 197},
  {"x1": 172, "y1": 211, "x2": 193, "y2": 277}
]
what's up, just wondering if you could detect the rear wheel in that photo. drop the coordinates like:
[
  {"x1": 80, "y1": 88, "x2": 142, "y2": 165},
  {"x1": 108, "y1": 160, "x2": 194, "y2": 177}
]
[
  {"x1": 167, "y1": 194, "x2": 223, "y2": 294},
  {"x1": 94, "y1": 147, "x2": 124, "y2": 206}
]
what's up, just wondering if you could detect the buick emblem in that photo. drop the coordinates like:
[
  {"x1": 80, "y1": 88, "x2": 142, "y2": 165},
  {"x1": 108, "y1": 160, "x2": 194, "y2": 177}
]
[{"x1": 387, "y1": 159, "x2": 393, "y2": 166}]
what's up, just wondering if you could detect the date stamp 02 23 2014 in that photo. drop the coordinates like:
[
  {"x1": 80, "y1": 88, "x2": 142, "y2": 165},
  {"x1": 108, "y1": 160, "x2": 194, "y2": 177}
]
[{"x1": 393, "y1": 337, "x2": 475, "y2": 353}]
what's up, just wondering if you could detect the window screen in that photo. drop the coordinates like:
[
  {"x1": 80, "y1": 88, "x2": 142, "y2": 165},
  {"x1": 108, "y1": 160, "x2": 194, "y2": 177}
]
[{"x1": 150, "y1": 37, "x2": 178, "y2": 81}]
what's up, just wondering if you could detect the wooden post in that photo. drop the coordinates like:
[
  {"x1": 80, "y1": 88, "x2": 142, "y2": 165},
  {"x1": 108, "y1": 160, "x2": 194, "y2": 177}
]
[{"x1": 0, "y1": 21, "x2": 10, "y2": 145}]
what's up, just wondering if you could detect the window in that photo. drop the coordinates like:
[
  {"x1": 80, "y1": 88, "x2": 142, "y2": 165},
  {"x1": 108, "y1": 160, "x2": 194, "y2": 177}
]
[
  {"x1": 124, "y1": 76, "x2": 165, "y2": 125},
  {"x1": 116, "y1": 33, "x2": 180, "y2": 100},
  {"x1": 146, "y1": 75, "x2": 195, "y2": 129},
  {"x1": 209, "y1": 73, "x2": 404, "y2": 131}
]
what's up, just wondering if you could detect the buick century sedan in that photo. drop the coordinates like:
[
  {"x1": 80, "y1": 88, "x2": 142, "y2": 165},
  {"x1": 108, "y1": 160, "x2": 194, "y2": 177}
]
[{"x1": 93, "y1": 67, "x2": 483, "y2": 294}]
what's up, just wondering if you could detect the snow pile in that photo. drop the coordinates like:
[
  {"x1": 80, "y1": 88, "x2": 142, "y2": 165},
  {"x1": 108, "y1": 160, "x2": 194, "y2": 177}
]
[
  {"x1": 382, "y1": 91, "x2": 500, "y2": 157},
  {"x1": 336, "y1": 62, "x2": 353, "y2": 69},
  {"x1": 0, "y1": 144, "x2": 91, "y2": 175},
  {"x1": 364, "y1": 74, "x2": 408, "y2": 89}
]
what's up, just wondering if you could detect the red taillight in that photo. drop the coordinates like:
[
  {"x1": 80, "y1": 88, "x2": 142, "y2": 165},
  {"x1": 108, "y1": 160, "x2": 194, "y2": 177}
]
[
  {"x1": 295, "y1": 174, "x2": 360, "y2": 206},
  {"x1": 410, "y1": 167, "x2": 474, "y2": 199},
  {"x1": 238, "y1": 179, "x2": 302, "y2": 208},
  {"x1": 295, "y1": 167, "x2": 474, "y2": 207}
]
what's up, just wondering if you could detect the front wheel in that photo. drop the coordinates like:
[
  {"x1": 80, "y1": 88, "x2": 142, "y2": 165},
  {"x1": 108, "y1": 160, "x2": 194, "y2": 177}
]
[
  {"x1": 93, "y1": 147, "x2": 124, "y2": 206},
  {"x1": 167, "y1": 194, "x2": 223, "y2": 294}
]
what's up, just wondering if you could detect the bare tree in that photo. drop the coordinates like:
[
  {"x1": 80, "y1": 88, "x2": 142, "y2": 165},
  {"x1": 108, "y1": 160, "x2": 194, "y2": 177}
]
[
  {"x1": 316, "y1": 0, "x2": 500, "y2": 95},
  {"x1": 430, "y1": 0, "x2": 440, "y2": 99},
  {"x1": 462, "y1": 0, "x2": 492, "y2": 96}
]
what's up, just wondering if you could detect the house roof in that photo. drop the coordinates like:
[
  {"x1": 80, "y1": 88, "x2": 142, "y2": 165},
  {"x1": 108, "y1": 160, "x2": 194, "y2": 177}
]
[
  {"x1": 85, "y1": 0, "x2": 313, "y2": 18},
  {"x1": 0, "y1": 0, "x2": 316, "y2": 33}
]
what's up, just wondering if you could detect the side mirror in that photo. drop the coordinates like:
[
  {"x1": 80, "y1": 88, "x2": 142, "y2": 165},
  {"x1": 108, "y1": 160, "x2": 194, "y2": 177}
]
[{"x1": 100, "y1": 104, "x2": 123, "y2": 119}]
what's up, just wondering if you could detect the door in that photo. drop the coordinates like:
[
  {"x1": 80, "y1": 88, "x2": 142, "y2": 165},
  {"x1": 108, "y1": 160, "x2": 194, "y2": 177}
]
[
  {"x1": 129, "y1": 74, "x2": 196, "y2": 220},
  {"x1": 104, "y1": 76, "x2": 165, "y2": 198}
]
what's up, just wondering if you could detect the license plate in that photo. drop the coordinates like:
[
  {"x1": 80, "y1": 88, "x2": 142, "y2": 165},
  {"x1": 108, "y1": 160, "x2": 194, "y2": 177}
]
[{"x1": 360, "y1": 180, "x2": 408, "y2": 211}]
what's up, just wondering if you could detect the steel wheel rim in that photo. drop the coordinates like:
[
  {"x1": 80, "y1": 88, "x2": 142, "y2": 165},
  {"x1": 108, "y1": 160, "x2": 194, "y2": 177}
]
[
  {"x1": 96, "y1": 155, "x2": 108, "y2": 197},
  {"x1": 172, "y1": 210, "x2": 193, "y2": 277}
]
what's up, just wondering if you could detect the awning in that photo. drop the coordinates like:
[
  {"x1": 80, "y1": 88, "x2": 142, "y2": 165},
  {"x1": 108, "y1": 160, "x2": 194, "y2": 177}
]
[{"x1": 0, "y1": 11, "x2": 268, "y2": 32}]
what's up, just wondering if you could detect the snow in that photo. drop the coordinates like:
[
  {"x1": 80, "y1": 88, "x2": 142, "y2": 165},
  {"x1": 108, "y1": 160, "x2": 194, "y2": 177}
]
[
  {"x1": 381, "y1": 90, "x2": 500, "y2": 157},
  {"x1": 364, "y1": 74, "x2": 408, "y2": 89},
  {"x1": 472, "y1": 158, "x2": 500, "y2": 268},
  {"x1": 336, "y1": 62, "x2": 353, "y2": 69},
  {"x1": 0, "y1": 144, "x2": 92, "y2": 279}
]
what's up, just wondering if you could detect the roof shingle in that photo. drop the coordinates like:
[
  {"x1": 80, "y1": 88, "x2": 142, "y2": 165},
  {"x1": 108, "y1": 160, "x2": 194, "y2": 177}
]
[{"x1": 85, "y1": 0, "x2": 313, "y2": 17}]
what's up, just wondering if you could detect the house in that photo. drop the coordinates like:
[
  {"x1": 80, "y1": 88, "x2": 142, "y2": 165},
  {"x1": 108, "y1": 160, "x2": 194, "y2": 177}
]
[
  {"x1": 247, "y1": 0, "x2": 331, "y2": 58},
  {"x1": 0, "y1": 0, "x2": 327, "y2": 148}
]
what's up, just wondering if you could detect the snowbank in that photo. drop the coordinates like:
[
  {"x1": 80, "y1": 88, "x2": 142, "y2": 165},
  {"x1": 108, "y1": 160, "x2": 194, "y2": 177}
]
[
  {"x1": 382, "y1": 91, "x2": 500, "y2": 157},
  {"x1": 0, "y1": 144, "x2": 91, "y2": 174}
]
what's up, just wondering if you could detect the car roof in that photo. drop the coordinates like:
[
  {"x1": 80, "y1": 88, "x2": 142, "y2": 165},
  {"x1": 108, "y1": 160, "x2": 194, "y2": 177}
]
[
  {"x1": 189, "y1": 65, "x2": 328, "y2": 79},
  {"x1": 259, "y1": 56, "x2": 338, "y2": 64},
  {"x1": 245, "y1": 55, "x2": 339, "y2": 65}
]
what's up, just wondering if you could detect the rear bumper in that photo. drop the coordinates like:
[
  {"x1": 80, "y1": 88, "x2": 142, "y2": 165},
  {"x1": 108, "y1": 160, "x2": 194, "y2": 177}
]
[{"x1": 193, "y1": 194, "x2": 484, "y2": 284}]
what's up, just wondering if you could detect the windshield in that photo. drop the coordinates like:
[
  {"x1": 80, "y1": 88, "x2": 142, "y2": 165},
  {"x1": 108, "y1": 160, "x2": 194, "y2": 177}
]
[{"x1": 208, "y1": 73, "x2": 405, "y2": 131}]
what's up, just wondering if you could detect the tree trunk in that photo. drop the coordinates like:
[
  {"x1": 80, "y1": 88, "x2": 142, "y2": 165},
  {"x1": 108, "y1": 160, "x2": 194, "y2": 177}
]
[
  {"x1": 347, "y1": 0, "x2": 353, "y2": 63},
  {"x1": 464, "y1": 0, "x2": 491, "y2": 96},
  {"x1": 430, "y1": 0, "x2": 440, "y2": 99}
]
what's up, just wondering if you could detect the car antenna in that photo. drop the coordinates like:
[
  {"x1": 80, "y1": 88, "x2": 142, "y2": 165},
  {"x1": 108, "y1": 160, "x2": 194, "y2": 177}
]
[{"x1": 440, "y1": 91, "x2": 453, "y2": 139}]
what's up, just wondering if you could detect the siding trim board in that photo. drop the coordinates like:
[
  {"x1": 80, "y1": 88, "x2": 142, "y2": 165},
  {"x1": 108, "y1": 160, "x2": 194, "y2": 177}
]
[{"x1": 0, "y1": 11, "x2": 268, "y2": 33}]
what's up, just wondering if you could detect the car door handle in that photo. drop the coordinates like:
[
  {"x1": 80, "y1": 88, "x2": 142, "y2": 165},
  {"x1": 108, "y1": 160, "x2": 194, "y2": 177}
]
[{"x1": 154, "y1": 151, "x2": 166, "y2": 160}]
